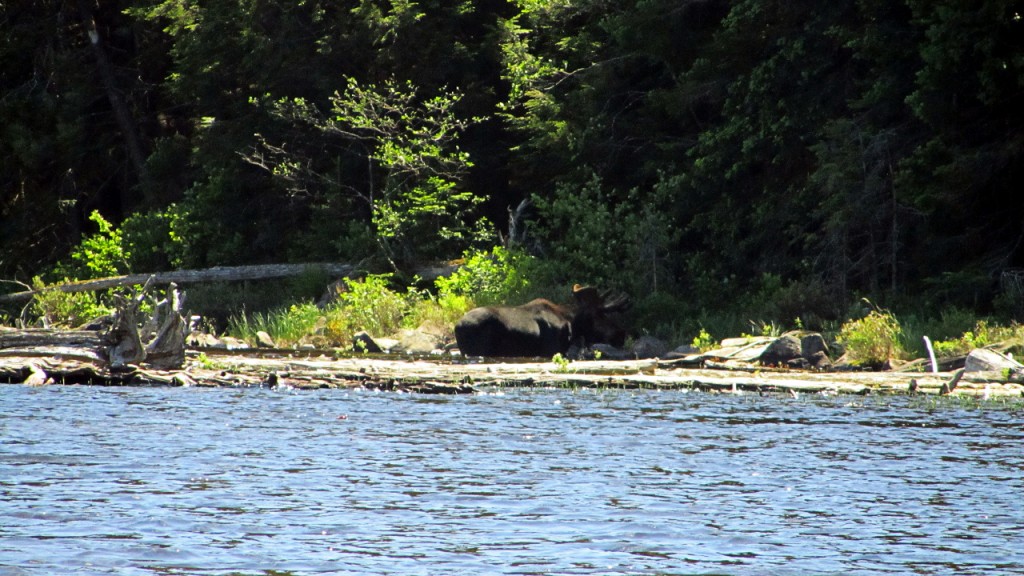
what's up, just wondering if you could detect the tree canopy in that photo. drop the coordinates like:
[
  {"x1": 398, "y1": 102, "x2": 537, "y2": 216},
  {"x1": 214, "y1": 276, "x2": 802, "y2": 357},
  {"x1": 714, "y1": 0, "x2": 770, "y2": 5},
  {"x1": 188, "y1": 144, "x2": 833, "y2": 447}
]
[{"x1": 2, "y1": 0, "x2": 1023, "y2": 325}]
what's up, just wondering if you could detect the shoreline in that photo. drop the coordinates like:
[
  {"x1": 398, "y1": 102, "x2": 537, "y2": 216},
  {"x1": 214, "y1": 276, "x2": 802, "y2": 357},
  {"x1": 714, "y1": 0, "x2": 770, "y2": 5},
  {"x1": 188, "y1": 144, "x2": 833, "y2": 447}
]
[{"x1": 3, "y1": 348, "x2": 1022, "y2": 398}]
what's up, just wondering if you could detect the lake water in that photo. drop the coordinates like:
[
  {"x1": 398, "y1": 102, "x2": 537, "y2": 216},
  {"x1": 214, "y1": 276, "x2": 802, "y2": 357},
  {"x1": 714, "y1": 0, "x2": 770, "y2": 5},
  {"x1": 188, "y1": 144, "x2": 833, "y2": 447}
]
[{"x1": 1, "y1": 384, "x2": 1022, "y2": 575}]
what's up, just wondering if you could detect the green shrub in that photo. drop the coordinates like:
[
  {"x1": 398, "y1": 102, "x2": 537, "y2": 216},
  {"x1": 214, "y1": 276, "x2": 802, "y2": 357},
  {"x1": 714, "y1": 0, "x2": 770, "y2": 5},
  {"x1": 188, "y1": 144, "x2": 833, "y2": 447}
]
[
  {"x1": 28, "y1": 212, "x2": 122, "y2": 325},
  {"x1": 691, "y1": 309, "x2": 754, "y2": 344},
  {"x1": 899, "y1": 307, "x2": 976, "y2": 358},
  {"x1": 532, "y1": 173, "x2": 676, "y2": 296},
  {"x1": 435, "y1": 246, "x2": 532, "y2": 306},
  {"x1": 931, "y1": 338, "x2": 964, "y2": 358},
  {"x1": 627, "y1": 291, "x2": 695, "y2": 343},
  {"x1": 748, "y1": 319, "x2": 784, "y2": 338},
  {"x1": 405, "y1": 290, "x2": 473, "y2": 340},
  {"x1": 743, "y1": 274, "x2": 838, "y2": 332},
  {"x1": 226, "y1": 275, "x2": 414, "y2": 347},
  {"x1": 837, "y1": 309, "x2": 906, "y2": 366},
  {"x1": 221, "y1": 258, "x2": 537, "y2": 349},
  {"x1": 692, "y1": 328, "x2": 716, "y2": 352},
  {"x1": 29, "y1": 277, "x2": 111, "y2": 328},
  {"x1": 53, "y1": 211, "x2": 129, "y2": 280},
  {"x1": 321, "y1": 274, "x2": 410, "y2": 344},
  {"x1": 122, "y1": 208, "x2": 186, "y2": 271},
  {"x1": 931, "y1": 320, "x2": 1024, "y2": 358}
]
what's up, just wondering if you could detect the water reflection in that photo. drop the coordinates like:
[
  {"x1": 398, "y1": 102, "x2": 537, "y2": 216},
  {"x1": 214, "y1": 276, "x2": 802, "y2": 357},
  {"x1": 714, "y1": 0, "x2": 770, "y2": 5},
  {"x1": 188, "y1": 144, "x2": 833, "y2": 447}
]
[{"x1": 1, "y1": 385, "x2": 1022, "y2": 575}]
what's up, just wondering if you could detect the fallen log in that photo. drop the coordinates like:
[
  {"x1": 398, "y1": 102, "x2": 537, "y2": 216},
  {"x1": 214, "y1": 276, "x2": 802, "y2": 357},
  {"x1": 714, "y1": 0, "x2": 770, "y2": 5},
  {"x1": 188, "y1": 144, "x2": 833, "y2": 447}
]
[
  {"x1": 0, "y1": 327, "x2": 105, "y2": 349},
  {"x1": 0, "y1": 263, "x2": 358, "y2": 304},
  {"x1": 0, "y1": 261, "x2": 464, "y2": 304}
]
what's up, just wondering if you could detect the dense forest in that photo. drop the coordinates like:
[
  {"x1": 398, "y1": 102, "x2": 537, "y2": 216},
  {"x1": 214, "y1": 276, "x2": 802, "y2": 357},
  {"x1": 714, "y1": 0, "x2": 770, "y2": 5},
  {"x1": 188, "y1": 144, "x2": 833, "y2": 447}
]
[{"x1": 2, "y1": 0, "x2": 1023, "y2": 334}]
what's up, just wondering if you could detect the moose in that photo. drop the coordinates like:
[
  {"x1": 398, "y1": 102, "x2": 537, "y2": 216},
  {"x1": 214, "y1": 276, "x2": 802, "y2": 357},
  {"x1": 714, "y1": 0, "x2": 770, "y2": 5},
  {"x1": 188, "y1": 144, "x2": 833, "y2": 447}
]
[{"x1": 454, "y1": 284, "x2": 629, "y2": 358}]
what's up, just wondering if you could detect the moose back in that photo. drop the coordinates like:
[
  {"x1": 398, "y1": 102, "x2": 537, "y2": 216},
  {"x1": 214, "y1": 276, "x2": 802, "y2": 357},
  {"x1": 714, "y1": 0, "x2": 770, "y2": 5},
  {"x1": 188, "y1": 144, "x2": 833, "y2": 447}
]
[{"x1": 454, "y1": 285, "x2": 629, "y2": 358}]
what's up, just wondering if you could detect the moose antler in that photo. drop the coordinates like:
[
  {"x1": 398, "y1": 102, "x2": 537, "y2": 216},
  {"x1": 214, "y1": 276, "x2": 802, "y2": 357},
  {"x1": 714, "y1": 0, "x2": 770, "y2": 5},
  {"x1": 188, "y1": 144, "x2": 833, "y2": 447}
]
[
  {"x1": 599, "y1": 290, "x2": 630, "y2": 313},
  {"x1": 572, "y1": 284, "x2": 601, "y2": 309},
  {"x1": 573, "y1": 284, "x2": 630, "y2": 312}
]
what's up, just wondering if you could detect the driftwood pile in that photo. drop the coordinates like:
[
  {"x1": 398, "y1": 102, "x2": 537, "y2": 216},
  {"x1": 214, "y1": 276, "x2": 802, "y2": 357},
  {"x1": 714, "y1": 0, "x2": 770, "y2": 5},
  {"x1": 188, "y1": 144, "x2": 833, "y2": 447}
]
[{"x1": 1, "y1": 279, "x2": 186, "y2": 376}]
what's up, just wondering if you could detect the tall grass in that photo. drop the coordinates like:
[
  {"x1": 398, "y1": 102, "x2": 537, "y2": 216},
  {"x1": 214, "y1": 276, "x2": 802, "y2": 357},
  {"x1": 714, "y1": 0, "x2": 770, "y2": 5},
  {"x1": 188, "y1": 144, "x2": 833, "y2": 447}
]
[
  {"x1": 227, "y1": 302, "x2": 323, "y2": 347},
  {"x1": 225, "y1": 274, "x2": 477, "y2": 348}
]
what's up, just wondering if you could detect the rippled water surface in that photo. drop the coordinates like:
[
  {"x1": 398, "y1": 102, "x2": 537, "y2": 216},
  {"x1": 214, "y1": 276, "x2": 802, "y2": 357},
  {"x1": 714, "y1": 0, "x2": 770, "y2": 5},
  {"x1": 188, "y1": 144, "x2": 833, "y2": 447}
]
[{"x1": 2, "y1": 384, "x2": 1023, "y2": 575}]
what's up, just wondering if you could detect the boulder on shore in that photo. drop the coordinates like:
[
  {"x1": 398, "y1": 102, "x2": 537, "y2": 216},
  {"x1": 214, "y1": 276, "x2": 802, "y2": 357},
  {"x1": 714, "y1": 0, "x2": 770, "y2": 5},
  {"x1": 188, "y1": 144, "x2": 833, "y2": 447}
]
[
  {"x1": 396, "y1": 329, "x2": 443, "y2": 355},
  {"x1": 760, "y1": 334, "x2": 802, "y2": 366},
  {"x1": 758, "y1": 332, "x2": 833, "y2": 370},
  {"x1": 352, "y1": 329, "x2": 445, "y2": 355},
  {"x1": 632, "y1": 335, "x2": 670, "y2": 359},
  {"x1": 255, "y1": 331, "x2": 276, "y2": 348},
  {"x1": 352, "y1": 331, "x2": 385, "y2": 354}
]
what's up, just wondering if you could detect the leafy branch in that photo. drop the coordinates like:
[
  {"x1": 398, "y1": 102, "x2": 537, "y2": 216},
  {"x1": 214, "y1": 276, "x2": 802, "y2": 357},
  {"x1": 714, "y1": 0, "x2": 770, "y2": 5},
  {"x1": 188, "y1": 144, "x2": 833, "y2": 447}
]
[{"x1": 243, "y1": 77, "x2": 487, "y2": 266}]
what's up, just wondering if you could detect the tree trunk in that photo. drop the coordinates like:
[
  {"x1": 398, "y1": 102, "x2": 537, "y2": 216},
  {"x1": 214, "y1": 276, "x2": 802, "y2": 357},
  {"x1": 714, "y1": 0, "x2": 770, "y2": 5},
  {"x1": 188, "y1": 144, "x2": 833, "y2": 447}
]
[{"x1": 77, "y1": 0, "x2": 150, "y2": 197}]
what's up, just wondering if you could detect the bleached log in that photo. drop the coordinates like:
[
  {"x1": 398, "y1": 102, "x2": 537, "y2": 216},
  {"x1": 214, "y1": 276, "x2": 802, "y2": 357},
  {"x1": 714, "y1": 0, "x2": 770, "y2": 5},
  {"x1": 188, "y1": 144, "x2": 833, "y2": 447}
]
[
  {"x1": 0, "y1": 261, "x2": 461, "y2": 304},
  {"x1": 0, "y1": 263, "x2": 359, "y2": 303},
  {"x1": 0, "y1": 327, "x2": 105, "y2": 349}
]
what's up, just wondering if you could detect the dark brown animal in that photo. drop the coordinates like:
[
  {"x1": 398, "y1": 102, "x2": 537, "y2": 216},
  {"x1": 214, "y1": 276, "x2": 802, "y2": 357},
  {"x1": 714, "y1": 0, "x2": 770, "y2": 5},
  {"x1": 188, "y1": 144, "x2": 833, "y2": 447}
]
[{"x1": 454, "y1": 285, "x2": 629, "y2": 358}]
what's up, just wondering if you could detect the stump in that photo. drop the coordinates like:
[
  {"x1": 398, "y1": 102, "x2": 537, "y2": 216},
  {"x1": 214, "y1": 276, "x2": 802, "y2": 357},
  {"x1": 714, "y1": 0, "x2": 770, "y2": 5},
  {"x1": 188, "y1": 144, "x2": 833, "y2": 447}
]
[{"x1": 1, "y1": 280, "x2": 187, "y2": 375}]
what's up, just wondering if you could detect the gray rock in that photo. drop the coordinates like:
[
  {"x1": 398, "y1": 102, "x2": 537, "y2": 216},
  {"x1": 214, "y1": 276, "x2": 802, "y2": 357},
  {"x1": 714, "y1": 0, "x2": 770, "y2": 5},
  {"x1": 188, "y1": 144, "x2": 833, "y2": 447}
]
[
  {"x1": 352, "y1": 331, "x2": 383, "y2": 354},
  {"x1": 786, "y1": 357, "x2": 810, "y2": 369},
  {"x1": 207, "y1": 334, "x2": 247, "y2": 348},
  {"x1": 760, "y1": 335, "x2": 802, "y2": 366},
  {"x1": 800, "y1": 333, "x2": 830, "y2": 359},
  {"x1": 375, "y1": 338, "x2": 400, "y2": 352},
  {"x1": 187, "y1": 331, "x2": 220, "y2": 348},
  {"x1": 807, "y1": 350, "x2": 833, "y2": 370},
  {"x1": 587, "y1": 343, "x2": 632, "y2": 360},
  {"x1": 396, "y1": 329, "x2": 442, "y2": 355},
  {"x1": 632, "y1": 335, "x2": 670, "y2": 359},
  {"x1": 256, "y1": 330, "x2": 276, "y2": 348},
  {"x1": 671, "y1": 344, "x2": 701, "y2": 356},
  {"x1": 219, "y1": 336, "x2": 249, "y2": 350},
  {"x1": 707, "y1": 336, "x2": 775, "y2": 363},
  {"x1": 661, "y1": 345, "x2": 701, "y2": 361}
]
